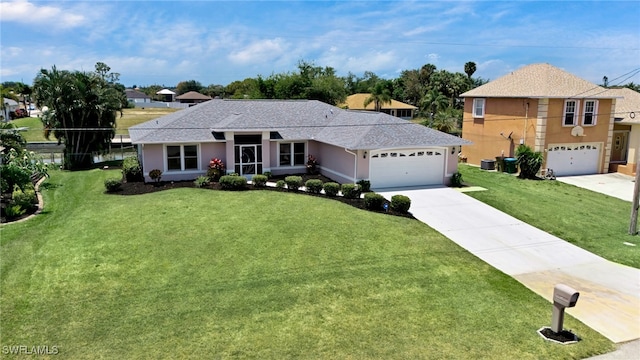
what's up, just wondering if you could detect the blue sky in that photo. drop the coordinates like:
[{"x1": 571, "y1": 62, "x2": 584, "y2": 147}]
[{"x1": 1, "y1": 1, "x2": 639, "y2": 88}]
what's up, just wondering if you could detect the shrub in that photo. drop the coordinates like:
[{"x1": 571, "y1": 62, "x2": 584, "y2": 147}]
[
  {"x1": 276, "y1": 180, "x2": 286, "y2": 189},
  {"x1": 263, "y1": 171, "x2": 272, "y2": 179},
  {"x1": 305, "y1": 179, "x2": 323, "y2": 194},
  {"x1": 104, "y1": 178, "x2": 122, "y2": 192},
  {"x1": 12, "y1": 185, "x2": 37, "y2": 210},
  {"x1": 364, "y1": 192, "x2": 385, "y2": 210},
  {"x1": 0, "y1": 163, "x2": 31, "y2": 193},
  {"x1": 252, "y1": 174, "x2": 268, "y2": 187},
  {"x1": 391, "y1": 195, "x2": 411, "y2": 213},
  {"x1": 323, "y1": 182, "x2": 340, "y2": 197},
  {"x1": 4, "y1": 204, "x2": 26, "y2": 218},
  {"x1": 149, "y1": 169, "x2": 162, "y2": 183},
  {"x1": 284, "y1": 176, "x2": 303, "y2": 191},
  {"x1": 450, "y1": 171, "x2": 463, "y2": 187},
  {"x1": 207, "y1": 158, "x2": 225, "y2": 181},
  {"x1": 306, "y1": 155, "x2": 319, "y2": 175},
  {"x1": 194, "y1": 176, "x2": 210, "y2": 188},
  {"x1": 341, "y1": 183, "x2": 361, "y2": 199},
  {"x1": 356, "y1": 179, "x2": 371, "y2": 193},
  {"x1": 122, "y1": 156, "x2": 143, "y2": 182},
  {"x1": 516, "y1": 144, "x2": 544, "y2": 179},
  {"x1": 219, "y1": 175, "x2": 247, "y2": 190}
]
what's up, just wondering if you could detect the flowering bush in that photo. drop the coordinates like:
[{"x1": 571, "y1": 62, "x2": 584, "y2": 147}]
[
  {"x1": 208, "y1": 158, "x2": 226, "y2": 181},
  {"x1": 306, "y1": 155, "x2": 319, "y2": 175}
]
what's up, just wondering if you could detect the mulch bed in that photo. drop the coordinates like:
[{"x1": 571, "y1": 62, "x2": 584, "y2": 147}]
[{"x1": 114, "y1": 173, "x2": 415, "y2": 219}]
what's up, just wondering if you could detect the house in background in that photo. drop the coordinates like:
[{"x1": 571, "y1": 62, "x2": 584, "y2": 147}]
[
  {"x1": 606, "y1": 87, "x2": 639, "y2": 176},
  {"x1": 156, "y1": 89, "x2": 176, "y2": 102},
  {"x1": 130, "y1": 99, "x2": 469, "y2": 188},
  {"x1": 461, "y1": 63, "x2": 618, "y2": 176},
  {"x1": 341, "y1": 93, "x2": 418, "y2": 120},
  {"x1": 2, "y1": 98, "x2": 19, "y2": 121},
  {"x1": 125, "y1": 89, "x2": 151, "y2": 104},
  {"x1": 175, "y1": 91, "x2": 212, "y2": 105}
]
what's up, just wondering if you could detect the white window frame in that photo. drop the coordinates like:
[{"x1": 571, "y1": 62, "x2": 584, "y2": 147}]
[
  {"x1": 563, "y1": 100, "x2": 579, "y2": 126},
  {"x1": 582, "y1": 100, "x2": 598, "y2": 126},
  {"x1": 164, "y1": 144, "x2": 200, "y2": 172},
  {"x1": 472, "y1": 98, "x2": 485, "y2": 118},
  {"x1": 278, "y1": 142, "x2": 306, "y2": 167}
]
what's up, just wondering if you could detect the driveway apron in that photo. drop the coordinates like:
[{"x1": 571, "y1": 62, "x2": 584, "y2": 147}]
[{"x1": 378, "y1": 187, "x2": 640, "y2": 344}]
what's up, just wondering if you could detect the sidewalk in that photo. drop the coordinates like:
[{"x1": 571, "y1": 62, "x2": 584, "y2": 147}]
[{"x1": 378, "y1": 187, "x2": 640, "y2": 344}]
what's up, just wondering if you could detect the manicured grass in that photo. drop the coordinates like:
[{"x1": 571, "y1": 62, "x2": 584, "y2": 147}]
[
  {"x1": 0, "y1": 169, "x2": 614, "y2": 358},
  {"x1": 10, "y1": 108, "x2": 178, "y2": 141},
  {"x1": 459, "y1": 165, "x2": 640, "y2": 268}
]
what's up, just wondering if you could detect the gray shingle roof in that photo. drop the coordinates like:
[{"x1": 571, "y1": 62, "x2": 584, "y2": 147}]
[
  {"x1": 129, "y1": 99, "x2": 469, "y2": 149},
  {"x1": 461, "y1": 63, "x2": 614, "y2": 99}
]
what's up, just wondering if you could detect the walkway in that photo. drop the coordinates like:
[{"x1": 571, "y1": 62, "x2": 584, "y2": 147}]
[{"x1": 378, "y1": 187, "x2": 640, "y2": 344}]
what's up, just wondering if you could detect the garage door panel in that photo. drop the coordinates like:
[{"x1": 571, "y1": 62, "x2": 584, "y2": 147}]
[
  {"x1": 370, "y1": 149, "x2": 444, "y2": 188},
  {"x1": 546, "y1": 143, "x2": 600, "y2": 176}
]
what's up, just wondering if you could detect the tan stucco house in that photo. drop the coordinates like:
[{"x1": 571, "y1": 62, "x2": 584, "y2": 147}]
[
  {"x1": 129, "y1": 99, "x2": 469, "y2": 188},
  {"x1": 461, "y1": 63, "x2": 619, "y2": 176},
  {"x1": 341, "y1": 93, "x2": 418, "y2": 120}
]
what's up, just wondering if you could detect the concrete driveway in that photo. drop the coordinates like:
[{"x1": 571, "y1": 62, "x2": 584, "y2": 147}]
[
  {"x1": 556, "y1": 173, "x2": 636, "y2": 202},
  {"x1": 378, "y1": 187, "x2": 640, "y2": 344}
]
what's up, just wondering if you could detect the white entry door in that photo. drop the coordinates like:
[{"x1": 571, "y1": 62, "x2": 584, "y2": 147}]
[
  {"x1": 369, "y1": 148, "x2": 445, "y2": 188},
  {"x1": 546, "y1": 143, "x2": 601, "y2": 176}
]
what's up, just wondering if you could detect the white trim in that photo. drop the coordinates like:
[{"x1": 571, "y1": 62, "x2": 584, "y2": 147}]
[
  {"x1": 163, "y1": 144, "x2": 201, "y2": 173},
  {"x1": 582, "y1": 99, "x2": 598, "y2": 126},
  {"x1": 563, "y1": 99, "x2": 579, "y2": 127},
  {"x1": 276, "y1": 141, "x2": 307, "y2": 167},
  {"x1": 473, "y1": 98, "x2": 485, "y2": 118}
]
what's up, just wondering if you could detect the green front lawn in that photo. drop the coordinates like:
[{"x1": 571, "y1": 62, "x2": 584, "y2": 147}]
[
  {"x1": 459, "y1": 165, "x2": 640, "y2": 268},
  {"x1": 0, "y1": 169, "x2": 614, "y2": 358}
]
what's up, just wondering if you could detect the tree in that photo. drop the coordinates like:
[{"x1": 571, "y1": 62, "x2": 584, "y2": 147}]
[
  {"x1": 363, "y1": 81, "x2": 392, "y2": 112},
  {"x1": 176, "y1": 80, "x2": 203, "y2": 95},
  {"x1": 33, "y1": 63, "x2": 126, "y2": 170},
  {"x1": 420, "y1": 89, "x2": 448, "y2": 119},
  {"x1": 0, "y1": 122, "x2": 27, "y2": 161},
  {"x1": 464, "y1": 61, "x2": 477, "y2": 79},
  {"x1": 427, "y1": 107, "x2": 462, "y2": 135}
]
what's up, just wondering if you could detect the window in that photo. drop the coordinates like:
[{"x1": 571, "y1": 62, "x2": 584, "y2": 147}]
[
  {"x1": 563, "y1": 100, "x2": 579, "y2": 126},
  {"x1": 583, "y1": 100, "x2": 598, "y2": 126},
  {"x1": 473, "y1": 98, "x2": 485, "y2": 118},
  {"x1": 166, "y1": 145, "x2": 199, "y2": 171},
  {"x1": 279, "y1": 142, "x2": 305, "y2": 166}
]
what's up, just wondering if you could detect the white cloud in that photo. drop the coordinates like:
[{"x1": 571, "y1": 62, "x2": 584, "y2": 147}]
[
  {"x1": 0, "y1": 0, "x2": 85, "y2": 28},
  {"x1": 228, "y1": 38, "x2": 288, "y2": 64}
]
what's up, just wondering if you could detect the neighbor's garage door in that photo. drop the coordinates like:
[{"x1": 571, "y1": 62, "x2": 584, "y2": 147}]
[
  {"x1": 546, "y1": 143, "x2": 601, "y2": 176},
  {"x1": 370, "y1": 149, "x2": 444, "y2": 188}
]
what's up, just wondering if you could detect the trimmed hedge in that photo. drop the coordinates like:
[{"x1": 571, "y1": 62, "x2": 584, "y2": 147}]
[
  {"x1": 323, "y1": 182, "x2": 340, "y2": 197},
  {"x1": 104, "y1": 178, "x2": 122, "y2": 192},
  {"x1": 391, "y1": 195, "x2": 411, "y2": 213},
  {"x1": 276, "y1": 180, "x2": 286, "y2": 189},
  {"x1": 122, "y1": 156, "x2": 143, "y2": 182},
  {"x1": 341, "y1": 183, "x2": 361, "y2": 199},
  {"x1": 364, "y1": 192, "x2": 385, "y2": 210},
  {"x1": 357, "y1": 179, "x2": 371, "y2": 193},
  {"x1": 252, "y1": 174, "x2": 268, "y2": 187},
  {"x1": 284, "y1": 176, "x2": 303, "y2": 191},
  {"x1": 220, "y1": 175, "x2": 247, "y2": 190},
  {"x1": 305, "y1": 179, "x2": 323, "y2": 194}
]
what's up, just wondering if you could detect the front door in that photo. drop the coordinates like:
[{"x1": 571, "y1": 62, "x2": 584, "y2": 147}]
[
  {"x1": 235, "y1": 144, "x2": 262, "y2": 177},
  {"x1": 610, "y1": 131, "x2": 629, "y2": 163}
]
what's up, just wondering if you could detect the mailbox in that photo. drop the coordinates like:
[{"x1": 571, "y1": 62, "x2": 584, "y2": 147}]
[
  {"x1": 553, "y1": 284, "x2": 579, "y2": 307},
  {"x1": 551, "y1": 284, "x2": 580, "y2": 333}
]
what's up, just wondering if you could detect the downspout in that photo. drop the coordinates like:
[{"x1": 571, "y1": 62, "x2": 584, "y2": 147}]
[
  {"x1": 345, "y1": 148, "x2": 357, "y2": 183},
  {"x1": 523, "y1": 101, "x2": 529, "y2": 145}
]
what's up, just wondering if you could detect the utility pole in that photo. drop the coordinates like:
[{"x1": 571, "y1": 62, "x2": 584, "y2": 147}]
[{"x1": 630, "y1": 159, "x2": 640, "y2": 235}]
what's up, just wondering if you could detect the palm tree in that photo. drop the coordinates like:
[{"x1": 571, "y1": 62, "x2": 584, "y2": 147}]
[
  {"x1": 363, "y1": 81, "x2": 392, "y2": 112},
  {"x1": 428, "y1": 107, "x2": 462, "y2": 135},
  {"x1": 464, "y1": 61, "x2": 477, "y2": 79},
  {"x1": 420, "y1": 89, "x2": 448, "y2": 119}
]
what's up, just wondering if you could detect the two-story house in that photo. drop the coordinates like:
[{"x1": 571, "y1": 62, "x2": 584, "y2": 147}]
[{"x1": 461, "y1": 63, "x2": 618, "y2": 176}]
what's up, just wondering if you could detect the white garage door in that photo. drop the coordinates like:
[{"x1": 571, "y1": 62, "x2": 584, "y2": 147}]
[
  {"x1": 370, "y1": 148, "x2": 445, "y2": 188},
  {"x1": 546, "y1": 143, "x2": 600, "y2": 176}
]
